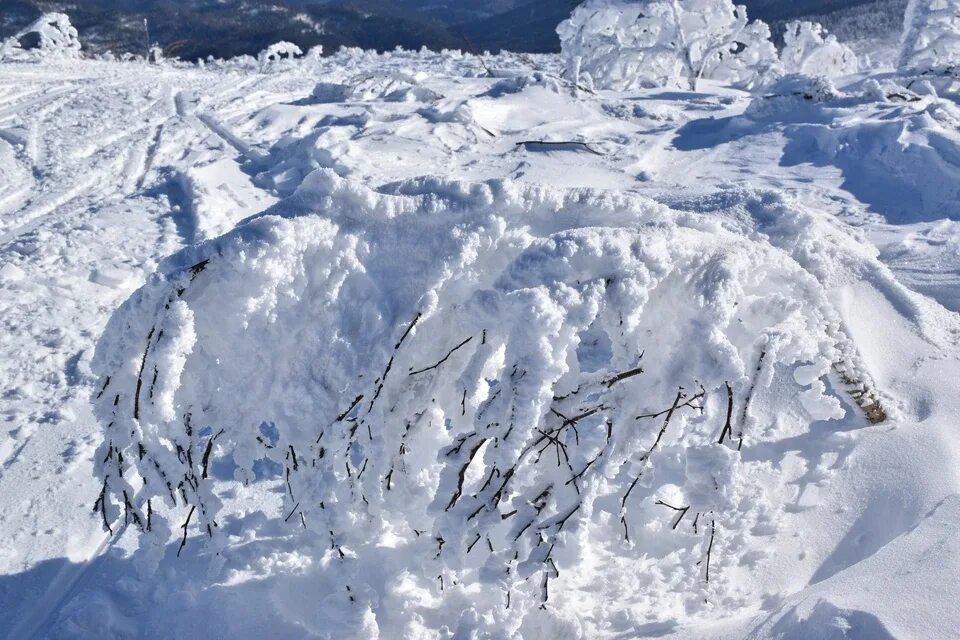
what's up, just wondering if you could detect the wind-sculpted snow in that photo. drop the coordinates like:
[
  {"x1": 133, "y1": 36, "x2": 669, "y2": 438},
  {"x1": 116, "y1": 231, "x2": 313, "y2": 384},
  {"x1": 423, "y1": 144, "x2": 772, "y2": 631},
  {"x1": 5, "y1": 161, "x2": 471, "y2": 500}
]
[
  {"x1": 90, "y1": 168, "x2": 882, "y2": 634},
  {"x1": 745, "y1": 78, "x2": 960, "y2": 223}
]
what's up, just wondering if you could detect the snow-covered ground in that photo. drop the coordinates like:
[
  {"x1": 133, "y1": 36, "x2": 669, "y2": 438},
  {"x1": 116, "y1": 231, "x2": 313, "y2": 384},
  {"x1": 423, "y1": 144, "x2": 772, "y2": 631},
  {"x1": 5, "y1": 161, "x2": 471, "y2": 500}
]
[{"x1": 1, "y1": 46, "x2": 959, "y2": 639}]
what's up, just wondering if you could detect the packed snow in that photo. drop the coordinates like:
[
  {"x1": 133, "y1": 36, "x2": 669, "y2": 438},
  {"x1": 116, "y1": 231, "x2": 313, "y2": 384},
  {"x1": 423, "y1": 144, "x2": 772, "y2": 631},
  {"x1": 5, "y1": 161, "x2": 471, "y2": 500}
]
[{"x1": 1, "y1": 5, "x2": 960, "y2": 640}]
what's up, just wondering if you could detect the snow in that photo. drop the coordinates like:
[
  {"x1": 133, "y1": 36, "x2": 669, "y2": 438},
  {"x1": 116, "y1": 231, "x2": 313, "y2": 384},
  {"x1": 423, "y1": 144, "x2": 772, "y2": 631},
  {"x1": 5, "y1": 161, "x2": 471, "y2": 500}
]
[{"x1": 1, "y1": 13, "x2": 960, "y2": 640}]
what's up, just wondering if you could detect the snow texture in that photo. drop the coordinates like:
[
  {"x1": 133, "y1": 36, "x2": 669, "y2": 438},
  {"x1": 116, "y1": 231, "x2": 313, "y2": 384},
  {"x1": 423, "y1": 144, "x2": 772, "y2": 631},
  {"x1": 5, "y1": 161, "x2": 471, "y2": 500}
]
[{"x1": 91, "y1": 168, "x2": 877, "y2": 633}]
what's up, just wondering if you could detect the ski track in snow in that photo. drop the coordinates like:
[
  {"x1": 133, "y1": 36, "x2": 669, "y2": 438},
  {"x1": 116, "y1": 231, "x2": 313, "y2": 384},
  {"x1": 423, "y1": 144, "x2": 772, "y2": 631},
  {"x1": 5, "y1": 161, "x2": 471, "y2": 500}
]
[
  {"x1": 0, "y1": 62, "x2": 284, "y2": 639},
  {"x1": 0, "y1": 52, "x2": 959, "y2": 639}
]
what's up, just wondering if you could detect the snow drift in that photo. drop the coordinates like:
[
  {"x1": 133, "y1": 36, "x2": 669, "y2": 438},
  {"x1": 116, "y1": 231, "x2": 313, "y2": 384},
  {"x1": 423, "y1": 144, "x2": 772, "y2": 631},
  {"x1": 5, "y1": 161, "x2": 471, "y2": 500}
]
[{"x1": 90, "y1": 168, "x2": 887, "y2": 634}]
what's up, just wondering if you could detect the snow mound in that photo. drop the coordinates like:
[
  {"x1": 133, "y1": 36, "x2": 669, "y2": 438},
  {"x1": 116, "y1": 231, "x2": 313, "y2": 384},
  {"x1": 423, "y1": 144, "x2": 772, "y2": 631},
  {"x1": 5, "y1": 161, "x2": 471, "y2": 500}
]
[
  {"x1": 3, "y1": 13, "x2": 81, "y2": 60},
  {"x1": 750, "y1": 495, "x2": 960, "y2": 639},
  {"x1": 91, "y1": 170, "x2": 883, "y2": 633}
]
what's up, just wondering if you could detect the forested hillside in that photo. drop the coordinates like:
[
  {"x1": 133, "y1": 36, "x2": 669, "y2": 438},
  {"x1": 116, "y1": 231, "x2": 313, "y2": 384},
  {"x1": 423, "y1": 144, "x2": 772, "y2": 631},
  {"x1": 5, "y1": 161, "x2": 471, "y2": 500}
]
[{"x1": 0, "y1": 0, "x2": 904, "y2": 59}]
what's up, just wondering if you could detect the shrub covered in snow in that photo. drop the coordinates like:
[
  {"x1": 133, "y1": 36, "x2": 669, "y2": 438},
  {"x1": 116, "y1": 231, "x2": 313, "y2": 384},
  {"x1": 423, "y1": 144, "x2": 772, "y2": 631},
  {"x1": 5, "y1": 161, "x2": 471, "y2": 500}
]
[
  {"x1": 899, "y1": 0, "x2": 960, "y2": 72},
  {"x1": 557, "y1": 0, "x2": 780, "y2": 91},
  {"x1": 257, "y1": 41, "x2": 304, "y2": 72},
  {"x1": 781, "y1": 21, "x2": 859, "y2": 77},
  {"x1": 2, "y1": 13, "x2": 82, "y2": 60},
  {"x1": 90, "y1": 169, "x2": 881, "y2": 632}
]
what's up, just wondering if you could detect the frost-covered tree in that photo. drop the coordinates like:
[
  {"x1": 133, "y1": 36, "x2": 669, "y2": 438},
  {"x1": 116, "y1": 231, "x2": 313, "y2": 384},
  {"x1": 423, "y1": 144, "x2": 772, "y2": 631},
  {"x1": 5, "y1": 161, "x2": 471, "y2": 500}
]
[
  {"x1": 781, "y1": 21, "x2": 859, "y2": 77},
  {"x1": 9, "y1": 13, "x2": 82, "y2": 59},
  {"x1": 257, "y1": 41, "x2": 304, "y2": 72},
  {"x1": 557, "y1": 0, "x2": 781, "y2": 91},
  {"x1": 899, "y1": 0, "x2": 960, "y2": 71}
]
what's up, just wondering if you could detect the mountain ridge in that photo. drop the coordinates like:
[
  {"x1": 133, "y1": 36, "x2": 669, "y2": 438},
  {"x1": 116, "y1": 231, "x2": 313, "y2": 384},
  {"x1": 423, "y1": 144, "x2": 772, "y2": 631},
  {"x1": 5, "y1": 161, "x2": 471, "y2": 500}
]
[{"x1": 0, "y1": 0, "x2": 902, "y2": 61}]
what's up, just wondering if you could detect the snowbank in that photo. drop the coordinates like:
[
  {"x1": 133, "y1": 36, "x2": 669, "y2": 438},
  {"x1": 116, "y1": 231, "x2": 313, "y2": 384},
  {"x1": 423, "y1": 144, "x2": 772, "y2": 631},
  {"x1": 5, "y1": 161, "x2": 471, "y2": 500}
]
[{"x1": 90, "y1": 167, "x2": 886, "y2": 634}]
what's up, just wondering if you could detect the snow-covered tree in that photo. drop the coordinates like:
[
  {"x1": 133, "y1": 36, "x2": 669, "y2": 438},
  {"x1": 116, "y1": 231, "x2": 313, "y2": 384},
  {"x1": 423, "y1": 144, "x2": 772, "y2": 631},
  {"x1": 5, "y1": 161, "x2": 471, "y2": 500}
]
[
  {"x1": 781, "y1": 21, "x2": 859, "y2": 77},
  {"x1": 258, "y1": 41, "x2": 304, "y2": 72},
  {"x1": 9, "y1": 13, "x2": 82, "y2": 59},
  {"x1": 899, "y1": 0, "x2": 960, "y2": 72},
  {"x1": 557, "y1": 0, "x2": 781, "y2": 91}
]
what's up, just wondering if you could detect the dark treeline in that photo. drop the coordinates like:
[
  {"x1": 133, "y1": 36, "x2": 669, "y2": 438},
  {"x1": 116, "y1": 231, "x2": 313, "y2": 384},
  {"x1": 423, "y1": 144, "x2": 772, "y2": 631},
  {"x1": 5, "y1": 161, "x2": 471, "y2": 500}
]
[{"x1": 0, "y1": 0, "x2": 896, "y2": 61}]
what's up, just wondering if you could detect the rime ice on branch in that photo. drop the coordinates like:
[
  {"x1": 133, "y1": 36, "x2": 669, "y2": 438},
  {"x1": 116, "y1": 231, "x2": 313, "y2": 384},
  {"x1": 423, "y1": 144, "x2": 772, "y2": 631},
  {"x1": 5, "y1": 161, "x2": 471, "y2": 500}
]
[
  {"x1": 899, "y1": 0, "x2": 960, "y2": 73},
  {"x1": 557, "y1": 0, "x2": 780, "y2": 91}
]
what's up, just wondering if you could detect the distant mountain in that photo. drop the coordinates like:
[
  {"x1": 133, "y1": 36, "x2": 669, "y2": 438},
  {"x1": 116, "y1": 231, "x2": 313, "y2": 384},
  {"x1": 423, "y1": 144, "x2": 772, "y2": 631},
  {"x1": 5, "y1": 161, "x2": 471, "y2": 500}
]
[
  {"x1": 0, "y1": 0, "x2": 903, "y2": 60},
  {"x1": 457, "y1": 0, "x2": 896, "y2": 53},
  {"x1": 395, "y1": 0, "x2": 537, "y2": 22},
  {"x1": 2, "y1": 0, "x2": 463, "y2": 60},
  {"x1": 457, "y1": 0, "x2": 581, "y2": 54}
]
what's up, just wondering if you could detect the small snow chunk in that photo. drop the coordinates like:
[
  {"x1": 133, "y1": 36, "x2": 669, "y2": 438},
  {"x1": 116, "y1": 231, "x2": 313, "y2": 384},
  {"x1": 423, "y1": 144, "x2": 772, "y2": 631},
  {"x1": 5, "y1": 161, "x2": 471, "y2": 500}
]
[
  {"x1": 0, "y1": 262, "x2": 25, "y2": 283},
  {"x1": 89, "y1": 266, "x2": 131, "y2": 289}
]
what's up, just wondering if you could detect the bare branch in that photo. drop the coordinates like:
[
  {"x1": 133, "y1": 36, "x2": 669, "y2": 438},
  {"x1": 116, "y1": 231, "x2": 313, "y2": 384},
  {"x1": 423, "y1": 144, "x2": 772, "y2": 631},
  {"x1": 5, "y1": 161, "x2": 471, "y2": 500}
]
[{"x1": 409, "y1": 336, "x2": 474, "y2": 376}]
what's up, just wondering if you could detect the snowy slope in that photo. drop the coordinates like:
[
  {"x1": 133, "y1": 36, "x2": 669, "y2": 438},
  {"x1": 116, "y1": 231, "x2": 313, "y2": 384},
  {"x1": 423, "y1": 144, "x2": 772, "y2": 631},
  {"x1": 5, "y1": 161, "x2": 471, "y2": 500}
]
[{"x1": 1, "y1": 44, "x2": 960, "y2": 639}]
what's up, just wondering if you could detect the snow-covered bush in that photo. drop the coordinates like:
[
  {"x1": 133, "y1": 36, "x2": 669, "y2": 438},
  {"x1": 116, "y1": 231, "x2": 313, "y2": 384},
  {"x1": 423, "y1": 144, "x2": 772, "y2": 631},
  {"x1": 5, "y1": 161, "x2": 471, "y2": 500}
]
[
  {"x1": 312, "y1": 70, "x2": 442, "y2": 104},
  {"x1": 2, "y1": 13, "x2": 82, "y2": 60},
  {"x1": 91, "y1": 170, "x2": 869, "y2": 632},
  {"x1": 899, "y1": 0, "x2": 960, "y2": 72},
  {"x1": 557, "y1": 0, "x2": 781, "y2": 91},
  {"x1": 754, "y1": 73, "x2": 843, "y2": 104},
  {"x1": 257, "y1": 41, "x2": 303, "y2": 72},
  {"x1": 781, "y1": 21, "x2": 859, "y2": 77}
]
